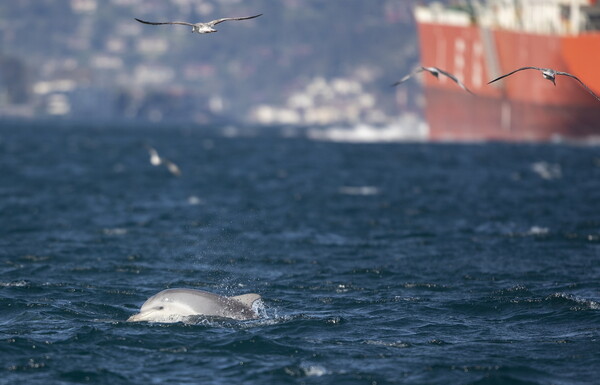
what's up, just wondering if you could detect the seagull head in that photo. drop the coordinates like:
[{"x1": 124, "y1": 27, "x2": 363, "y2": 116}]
[
  {"x1": 541, "y1": 70, "x2": 556, "y2": 86},
  {"x1": 543, "y1": 74, "x2": 556, "y2": 86},
  {"x1": 425, "y1": 67, "x2": 440, "y2": 78}
]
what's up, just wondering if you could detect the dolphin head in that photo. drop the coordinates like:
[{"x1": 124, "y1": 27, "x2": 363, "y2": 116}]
[{"x1": 127, "y1": 291, "x2": 198, "y2": 322}]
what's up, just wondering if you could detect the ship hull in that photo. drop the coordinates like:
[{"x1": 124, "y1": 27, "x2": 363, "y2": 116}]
[
  {"x1": 424, "y1": 88, "x2": 599, "y2": 141},
  {"x1": 416, "y1": 17, "x2": 600, "y2": 142}
]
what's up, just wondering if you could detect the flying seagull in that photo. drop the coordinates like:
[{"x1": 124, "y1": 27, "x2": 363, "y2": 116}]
[
  {"x1": 488, "y1": 66, "x2": 600, "y2": 102},
  {"x1": 146, "y1": 145, "x2": 161, "y2": 166},
  {"x1": 163, "y1": 159, "x2": 181, "y2": 176},
  {"x1": 144, "y1": 145, "x2": 181, "y2": 176},
  {"x1": 134, "y1": 14, "x2": 262, "y2": 34},
  {"x1": 392, "y1": 66, "x2": 474, "y2": 94}
]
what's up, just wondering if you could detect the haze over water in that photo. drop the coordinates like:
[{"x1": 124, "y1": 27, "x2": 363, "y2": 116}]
[{"x1": 1, "y1": 123, "x2": 598, "y2": 384}]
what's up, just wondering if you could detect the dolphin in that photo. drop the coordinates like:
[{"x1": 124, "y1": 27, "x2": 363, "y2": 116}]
[{"x1": 127, "y1": 288, "x2": 262, "y2": 322}]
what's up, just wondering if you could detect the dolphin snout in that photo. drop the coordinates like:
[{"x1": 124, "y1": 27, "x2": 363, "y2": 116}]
[{"x1": 127, "y1": 312, "x2": 145, "y2": 322}]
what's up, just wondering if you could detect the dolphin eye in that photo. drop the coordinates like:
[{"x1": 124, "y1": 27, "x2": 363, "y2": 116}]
[{"x1": 157, "y1": 306, "x2": 164, "y2": 310}]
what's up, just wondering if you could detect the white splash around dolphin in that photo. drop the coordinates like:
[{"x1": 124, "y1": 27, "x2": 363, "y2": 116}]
[{"x1": 127, "y1": 288, "x2": 263, "y2": 323}]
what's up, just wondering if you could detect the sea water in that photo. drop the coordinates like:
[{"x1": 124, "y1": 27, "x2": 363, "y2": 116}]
[{"x1": 0, "y1": 123, "x2": 598, "y2": 384}]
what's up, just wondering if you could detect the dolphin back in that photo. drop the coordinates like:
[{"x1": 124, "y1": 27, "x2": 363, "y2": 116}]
[{"x1": 231, "y1": 293, "x2": 261, "y2": 308}]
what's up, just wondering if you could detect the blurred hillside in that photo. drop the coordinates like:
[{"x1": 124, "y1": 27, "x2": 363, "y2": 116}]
[{"x1": 0, "y1": 0, "x2": 426, "y2": 126}]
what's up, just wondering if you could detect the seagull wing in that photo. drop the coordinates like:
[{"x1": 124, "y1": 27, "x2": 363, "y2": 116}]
[
  {"x1": 164, "y1": 160, "x2": 182, "y2": 176},
  {"x1": 435, "y1": 67, "x2": 475, "y2": 94},
  {"x1": 556, "y1": 72, "x2": 600, "y2": 102},
  {"x1": 135, "y1": 18, "x2": 195, "y2": 27},
  {"x1": 206, "y1": 14, "x2": 263, "y2": 26},
  {"x1": 144, "y1": 145, "x2": 162, "y2": 166},
  {"x1": 391, "y1": 67, "x2": 425, "y2": 86},
  {"x1": 143, "y1": 144, "x2": 155, "y2": 153},
  {"x1": 488, "y1": 66, "x2": 543, "y2": 84}
]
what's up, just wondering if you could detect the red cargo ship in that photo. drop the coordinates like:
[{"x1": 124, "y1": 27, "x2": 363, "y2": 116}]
[{"x1": 414, "y1": 0, "x2": 600, "y2": 141}]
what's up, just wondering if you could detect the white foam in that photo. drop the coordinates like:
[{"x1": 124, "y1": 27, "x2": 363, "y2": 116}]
[
  {"x1": 307, "y1": 115, "x2": 428, "y2": 143},
  {"x1": 251, "y1": 299, "x2": 267, "y2": 318},
  {"x1": 187, "y1": 195, "x2": 204, "y2": 205},
  {"x1": 302, "y1": 365, "x2": 328, "y2": 377},
  {"x1": 527, "y1": 226, "x2": 549, "y2": 235},
  {"x1": 338, "y1": 186, "x2": 380, "y2": 196},
  {"x1": 549, "y1": 293, "x2": 600, "y2": 310},
  {"x1": 364, "y1": 340, "x2": 411, "y2": 348},
  {"x1": 531, "y1": 161, "x2": 562, "y2": 180},
  {"x1": 0, "y1": 280, "x2": 29, "y2": 287},
  {"x1": 102, "y1": 228, "x2": 128, "y2": 236}
]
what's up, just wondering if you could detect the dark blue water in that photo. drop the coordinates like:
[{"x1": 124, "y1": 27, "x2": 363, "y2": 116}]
[{"x1": 0, "y1": 122, "x2": 599, "y2": 384}]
